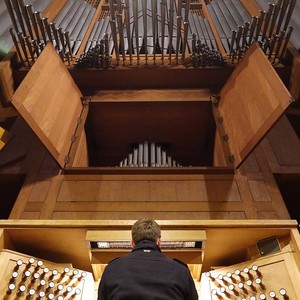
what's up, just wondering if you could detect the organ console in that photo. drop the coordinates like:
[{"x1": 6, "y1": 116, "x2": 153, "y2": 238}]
[{"x1": 0, "y1": 220, "x2": 299, "y2": 299}]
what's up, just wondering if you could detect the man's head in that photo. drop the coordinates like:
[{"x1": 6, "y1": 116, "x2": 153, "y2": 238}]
[{"x1": 131, "y1": 219, "x2": 161, "y2": 247}]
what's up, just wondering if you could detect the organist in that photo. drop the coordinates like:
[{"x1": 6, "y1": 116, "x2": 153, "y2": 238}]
[{"x1": 97, "y1": 219, "x2": 198, "y2": 300}]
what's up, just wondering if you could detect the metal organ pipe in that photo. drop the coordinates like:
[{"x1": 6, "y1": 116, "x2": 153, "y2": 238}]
[
  {"x1": 4, "y1": 0, "x2": 296, "y2": 68},
  {"x1": 151, "y1": 142, "x2": 155, "y2": 167},
  {"x1": 151, "y1": 0, "x2": 158, "y2": 62},
  {"x1": 119, "y1": 142, "x2": 182, "y2": 168},
  {"x1": 4, "y1": 0, "x2": 98, "y2": 66}
]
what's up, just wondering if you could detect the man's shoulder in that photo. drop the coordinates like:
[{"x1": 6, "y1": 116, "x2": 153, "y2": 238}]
[
  {"x1": 106, "y1": 252, "x2": 132, "y2": 266},
  {"x1": 106, "y1": 256, "x2": 123, "y2": 266},
  {"x1": 172, "y1": 258, "x2": 189, "y2": 269}
]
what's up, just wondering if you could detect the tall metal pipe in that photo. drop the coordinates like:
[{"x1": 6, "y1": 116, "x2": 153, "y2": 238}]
[
  {"x1": 276, "y1": 0, "x2": 289, "y2": 34},
  {"x1": 175, "y1": 0, "x2": 182, "y2": 63},
  {"x1": 279, "y1": 25, "x2": 293, "y2": 60},
  {"x1": 255, "y1": 10, "x2": 265, "y2": 41},
  {"x1": 133, "y1": 0, "x2": 140, "y2": 63},
  {"x1": 142, "y1": 0, "x2": 148, "y2": 63},
  {"x1": 26, "y1": 4, "x2": 40, "y2": 43},
  {"x1": 11, "y1": 0, "x2": 26, "y2": 35},
  {"x1": 5, "y1": 0, "x2": 19, "y2": 34},
  {"x1": 181, "y1": 0, "x2": 190, "y2": 59},
  {"x1": 269, "y1": 0, "x2": 283, "y2": 38},
  {"x1": 125, "y1": 0, "x2": 133, "y2": 62},
  {"x1": 248, "y1": 16, "x2": 258, "y2": 46},
  {"x1": 18, "y1": 0, "x2": 34, "y2": 40},
  {"x1": 261, "y1": 3, "x2": 274, "y2": 42},
  {"x1": 283, "y1": 0, "x2": 296, "y2": 32},
  {"x1": 160, "y1": 0, "x2": 166, "y2": 63},
  {"x1": 9, "y1": 28, "x2": 25, "y2": 66},
  {"x1": 168, "y1": 0, "x2": 175, "y2": 63}
]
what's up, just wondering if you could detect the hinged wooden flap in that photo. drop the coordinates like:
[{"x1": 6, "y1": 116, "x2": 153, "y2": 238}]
[
  {"x1": 213, "y1": 43, "x2": 293, "y2": 168},
  {"x1": 11, "y1": 44, "x2": 84, "y2": 168}
]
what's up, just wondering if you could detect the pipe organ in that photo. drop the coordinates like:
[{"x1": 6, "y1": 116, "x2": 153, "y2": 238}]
[
  {"x1": 118, "y1": 141, "x2": 182, "y2": 167},
  {"x1": 2, "y1": 0, "x2": 300, "y2": 69},
  {"x1": 0, "y1": 0, "x2": 300, "y2": 298}
]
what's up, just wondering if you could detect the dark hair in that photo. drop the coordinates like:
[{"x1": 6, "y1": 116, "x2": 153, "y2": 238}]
[{"x1": 131, "y1": 219, "x2": 161, "y2": 244}]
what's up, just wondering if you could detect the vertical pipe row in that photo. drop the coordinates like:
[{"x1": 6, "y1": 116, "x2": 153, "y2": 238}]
[{"x1": 119, "y1": 141, "x2": 181, "y2": 168}]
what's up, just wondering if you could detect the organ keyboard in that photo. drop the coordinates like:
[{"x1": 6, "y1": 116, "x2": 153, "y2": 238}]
[
  {"x1": 0, "y1": 249, "x2": 94, "y2": 300},
  {"x1": 86, "y1": 229, "x2": 206, "y2": 281}
]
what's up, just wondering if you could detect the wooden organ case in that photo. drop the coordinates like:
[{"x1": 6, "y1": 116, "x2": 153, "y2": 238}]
[
  {"x1": 10, "y1": 41, "x2": 293, "y2": 171},
  {"x1": 3, "y1": 0, "x2": 298, "y2": 173}
]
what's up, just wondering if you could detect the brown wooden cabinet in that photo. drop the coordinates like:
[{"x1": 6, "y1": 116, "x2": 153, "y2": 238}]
[{"x1": 11, "y1": 43, "x2": 293, "y2": 171}]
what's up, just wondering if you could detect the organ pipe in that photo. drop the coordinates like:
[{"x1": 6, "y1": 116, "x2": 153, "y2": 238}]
[{"x1": 119, "y1": 141, "x2": 182, "y2": 168}]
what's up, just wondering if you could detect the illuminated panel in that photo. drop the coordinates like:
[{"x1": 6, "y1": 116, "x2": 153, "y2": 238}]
[
  {"x1": 90, "y1": 240, "x2": 203, "y2": 249},
  {"x1": 86, "y1": 230, "x2": 206, "y2": 281}
]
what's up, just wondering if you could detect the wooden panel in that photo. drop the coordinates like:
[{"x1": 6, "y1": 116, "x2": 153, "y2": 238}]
[
  {"x1": 248, "y1": 180, "x2": 272, "y2": 202},
  {"x1": 86, "y1": 230, "x2": 131, "y2": 241},
  {"x1": 20, "y1": 212, "x2": 41, "y2": 219},
  {"x1": 290, "y1": 228, "x2": 300, "y2": 271},
  {"x1": 258, "y1": 211, "x2": 279, "y2": 219},
  {"x1": 51, "y1": 211, "x2": 247, "y2": 220},
  {"x1": 11, "y1": 44, "x2": 84, "y2": 168},
  {"x1": 267, "y1": 116, "x2": 300, "y2": 166},
  {"x1": 53, "y1": 201, "x2": 247, "y2": 212},
  {"x1": 27, "y1": 181, "x2": 51, "y2": 203},
  {"x1": 240, "y1": 152, "x2": 260, "y2": 173},
  {"x1": 4, "y1": 228, "x2": 93, "y2": 272},
  {"x1": 56, "y1": 179, "x2": 241, "y2": 202},
  {"x1": 149, "y1": 180, "x2": 241, "y2": 202},
  {"x1": 91, "y1": 250, "x2": 202, "y2": 265},
  {"x1": 39, "y1": 177, "x2": 63, "y2": 219},
  {"x1": 92, "y1": 89, "x2": 212, "y2": 102},
  {"x1": 86, "y1": 229, "x2": 206, "y2": 242},
  {"x1": 72, "y1": 131, "x2": 89, "y2": 167},
  {"x1": 214, "y1": 43, "x2": 293, "y2": 168},
  {"x1": 8, "y1": 141, "x2": 47, "y2": 219},
  {"x1": 67, "y1": 67, "x2": 232, "y2": 91},
  {"x1": 213, "y1": 130, "x2": 228, "y2": 167},
  {"x1": 0, "y1": 229, "x2": 4, "y2": 250}
]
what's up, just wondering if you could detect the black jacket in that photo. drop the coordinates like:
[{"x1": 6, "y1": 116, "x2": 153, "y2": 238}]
[{"x1": 97, "y1": 240, "x2": 198, "y2": 300}]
